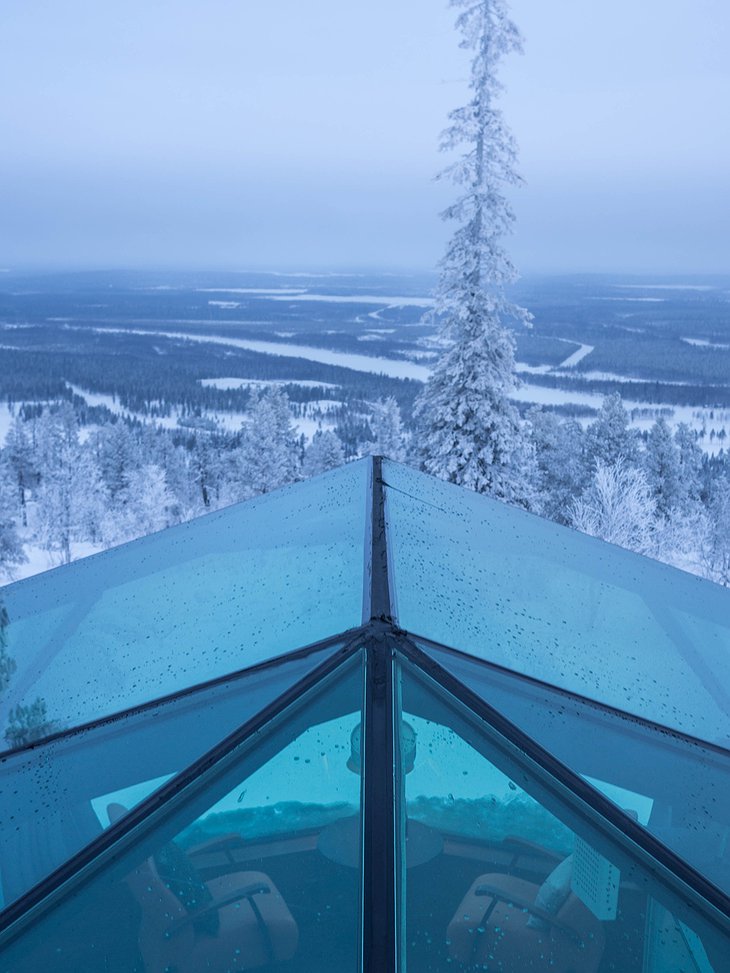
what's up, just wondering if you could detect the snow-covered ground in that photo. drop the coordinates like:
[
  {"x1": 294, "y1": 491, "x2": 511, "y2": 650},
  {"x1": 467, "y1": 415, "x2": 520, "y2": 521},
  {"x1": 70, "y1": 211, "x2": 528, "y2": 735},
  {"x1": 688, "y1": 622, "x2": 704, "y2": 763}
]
[
  {"x1": 512, "y1": 381, "x2": 730, "y2": 454},
  {"x1": 592, "y1": 296, "x2": 666, "y2": 303},
  {"x1": 681, "y1": 337, "x2": 730, "y2": 350},
  {"x1": 91, "y1": 327, "x2": 433, "y2": 381},
  {"x1": 615, "y1": 283, "x2": 716, "y2": 291},
  {"x1": 0, "y1": 401, "x2": 52, "y2": 447},
  {"x1": 196, "y1": 287, "x2": 306, "y2": 296},
  {"x1": 556, "y1": 341, "x2": 594, "y2": 368},
  {"x1": 0, "y1": 403, "x2": 17, "y2": 446},
  {"x1": 269, "y1": 294, "x2": 433, "y2": 307},
  {"x1": 67, "y1": 382, "x2": 338, "y2": 444},
  {"x1": 196, "y1": 288, "x2": 434, "y2": 308},
  {"x1": 67, "y1": 384, "x2": 184, "y2": 430},
  {"x1": 2, "y1": 539, "x2": 104, "y2": 585}
]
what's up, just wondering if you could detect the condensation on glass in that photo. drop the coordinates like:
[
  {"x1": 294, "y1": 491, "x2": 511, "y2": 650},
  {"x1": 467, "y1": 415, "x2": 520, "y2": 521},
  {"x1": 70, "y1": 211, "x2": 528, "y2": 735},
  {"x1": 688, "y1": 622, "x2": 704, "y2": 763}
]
[
  {"x1": 0, "y1": 646, "x2": 338, "y2": 910},
  {"x1": 1, "y1": 457, "x2": 730, "y2": 972},
  {"x1": 0, "y1": 656, "x2": 364, "y2": 973},
  {"x1": 397, "y1": 656, "x2": 728, "y2": 973},
  {"x1": 383, "y1": 459, "x2": 730, "y2": 745},
  {"x1": 424, "y1": 642, "x2": 730, "y2": 899},
  {"x1": 0, "y1": 461, "x2": 368, "y2": 751}
]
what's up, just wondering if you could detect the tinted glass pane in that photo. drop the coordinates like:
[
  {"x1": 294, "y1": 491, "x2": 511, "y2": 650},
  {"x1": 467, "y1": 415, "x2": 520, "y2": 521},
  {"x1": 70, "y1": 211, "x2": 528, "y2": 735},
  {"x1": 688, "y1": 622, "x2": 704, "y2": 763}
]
[
  {"x1": 383, "y1": 460, "x2": 730, "y2": 744},
  {"x1": 423, "y1": 643, "x2": 730, "y2": 898},
  {"x1": 0, "y1": 460, "x2": 367, "y2": 749},
  {"x1": 0, "y1": 655, "x2": 364, "y2": 973},
  {"x1": 397, "y1": 656, "x2": 729, "y2": 973},
  {"x1": 0, "y1": 645, "x2": 339, "y2": 909}
]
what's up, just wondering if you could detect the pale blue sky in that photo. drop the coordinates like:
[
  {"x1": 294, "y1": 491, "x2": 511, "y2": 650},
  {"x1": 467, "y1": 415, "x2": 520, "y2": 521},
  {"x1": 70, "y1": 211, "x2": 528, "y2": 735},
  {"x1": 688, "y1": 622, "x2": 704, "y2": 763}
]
[{"x1": 1, "y1": 0, "x2": 728, "y2": 273}]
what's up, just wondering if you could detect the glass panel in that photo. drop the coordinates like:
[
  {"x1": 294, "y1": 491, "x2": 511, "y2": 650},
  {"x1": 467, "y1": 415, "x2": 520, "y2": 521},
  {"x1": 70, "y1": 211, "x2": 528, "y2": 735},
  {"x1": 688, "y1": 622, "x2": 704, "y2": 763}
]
[
  {"x1": 422, "y1": 643, "x2": 730, "y2": 898},
  {"x1": 0, "y1": 459, "x2": 368, "y2": 750},
  {"x1": 382, "y1": 459, "x2": 730, "y2": 745},
  {"x1": 0, "y1": 654, "x2": 365, "y2": 973},
  {"x1": 397, "y1": 655, "x2": 730, "y2": 973},
  {"x1": 0, "y1": 645, "x2": 340, "y2": 910}
]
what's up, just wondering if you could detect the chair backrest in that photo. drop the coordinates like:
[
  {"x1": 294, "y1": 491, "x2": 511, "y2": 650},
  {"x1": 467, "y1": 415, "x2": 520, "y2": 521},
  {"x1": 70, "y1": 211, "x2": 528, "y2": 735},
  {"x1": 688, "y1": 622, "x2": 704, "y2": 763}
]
[{"x1": 107, "y1": 802, "x2": 196, "y2": 971}]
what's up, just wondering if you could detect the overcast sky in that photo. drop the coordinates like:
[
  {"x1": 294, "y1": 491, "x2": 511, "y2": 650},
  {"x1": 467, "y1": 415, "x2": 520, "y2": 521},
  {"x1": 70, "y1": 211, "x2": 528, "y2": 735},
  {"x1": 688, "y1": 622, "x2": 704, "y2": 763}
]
[{"x1": 1, "y1": 0, "x2": 728, "y2": 274}]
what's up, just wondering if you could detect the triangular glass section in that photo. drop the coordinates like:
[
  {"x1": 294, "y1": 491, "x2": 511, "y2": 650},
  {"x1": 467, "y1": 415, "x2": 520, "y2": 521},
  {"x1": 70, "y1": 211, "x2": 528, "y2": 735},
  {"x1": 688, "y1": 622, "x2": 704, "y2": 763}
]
[
  {"x1": 0, "y1": 652, "x2": 365, "y2": 973},
  {"x1": 396, "y1": 651, "x2": 730, "y2": 973},
  {"x1": 0, "y1": 459, "x2": 369, "y2": 751},
  {"x1": 0, "y1": 642, "x2": 347, "y2": 911},
  {"x1": 382, "y1": 459, "x2": 730, "y2": 746},
  {"x1": 420, "y1": 640, "x2": 730, "y2": 900}
]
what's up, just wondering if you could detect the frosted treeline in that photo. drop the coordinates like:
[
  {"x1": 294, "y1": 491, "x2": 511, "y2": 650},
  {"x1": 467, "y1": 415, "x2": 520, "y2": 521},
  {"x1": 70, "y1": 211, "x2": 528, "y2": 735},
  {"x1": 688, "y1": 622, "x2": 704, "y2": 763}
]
[
  {"x1": 0, "y1": 388, "x2": 728, "y2": 587},
  {"x1": 0, "y1": 391, "x2": 405, "y2": 580}
]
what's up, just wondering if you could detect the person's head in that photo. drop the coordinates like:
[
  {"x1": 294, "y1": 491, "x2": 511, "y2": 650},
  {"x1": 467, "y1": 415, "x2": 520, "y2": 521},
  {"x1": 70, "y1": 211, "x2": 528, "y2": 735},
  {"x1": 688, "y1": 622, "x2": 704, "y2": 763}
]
[{"x1": 347, "y1": 721, "x2": 416, "y2": 774}]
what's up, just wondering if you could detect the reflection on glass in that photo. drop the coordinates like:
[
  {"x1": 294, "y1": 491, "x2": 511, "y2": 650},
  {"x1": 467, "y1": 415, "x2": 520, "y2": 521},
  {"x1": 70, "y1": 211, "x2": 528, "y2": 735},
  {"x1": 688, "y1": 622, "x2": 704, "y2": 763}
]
[
  {"x1": 383, "y1": 459, "x2": 730, "y2": 744},
  {"x1": 423, "y1": 643, "x2": 730, "y2": 899},
  {"x1": 1, "y1": 657, "x2": 364, "y2": 973},
  {"x1": 0, "y1": 459, "x2": 368, "y2": 751},
  {"x1": 398, "y1": 658, "x2": 728, "y2": 973},
  {"x1": 0, "y1": 646, "x2": 337, "y2": 909}
]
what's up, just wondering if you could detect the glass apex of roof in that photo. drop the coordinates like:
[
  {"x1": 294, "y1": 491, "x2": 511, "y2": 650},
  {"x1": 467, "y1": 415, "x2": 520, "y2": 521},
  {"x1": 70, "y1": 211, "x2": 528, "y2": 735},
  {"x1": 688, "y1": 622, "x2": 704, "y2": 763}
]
[
  {"x1": 1, "y1": 455, "x2": 730, "y2": 755},
  {"x1": 2, "y1": 457, "x2": 730, "y2": 971}
]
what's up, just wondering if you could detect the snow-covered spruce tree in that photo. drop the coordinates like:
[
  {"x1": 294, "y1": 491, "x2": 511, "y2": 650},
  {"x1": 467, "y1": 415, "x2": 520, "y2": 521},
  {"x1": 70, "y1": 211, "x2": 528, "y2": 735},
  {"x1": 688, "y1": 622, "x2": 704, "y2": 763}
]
[
  {"x1": 303, "y1": 430, "x2": 346, "y2": 478},
  {"x1": 700, "y1": 474, "x2": 730, "y2": 586},
  {"x1": 414, "y1": 0, "x2": 534, "y2": 506},
  {"x1": 33, "y1": 404, "x2": 87, "y2": 565},
  {"x1": 642, "y1": 417, "x2": 682, "y2": 521},
  {"x1": 369, "y1": 397, "x2": 407, "y2": 462},
  {"x1": 584, "y1": 393, "x2": 640, "y2": 468},
  {"x1": 527, "y1": 408, "x2": 590, "y2": 525},
  {"x1": 4, "y1": 417, "x2": 35, "y2": 528},
  {"x1": 235, "y1": 387, "x2": 300, "y2": 499},
  {"x1": 0, "y1": 451, "x2": 25, "y2": 578}
]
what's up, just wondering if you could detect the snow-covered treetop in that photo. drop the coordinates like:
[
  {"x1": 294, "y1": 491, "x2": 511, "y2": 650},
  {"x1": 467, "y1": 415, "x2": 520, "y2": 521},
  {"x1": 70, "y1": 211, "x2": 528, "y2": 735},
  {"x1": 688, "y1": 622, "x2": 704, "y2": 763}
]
[{"x1": 436, "y1": 0, "x2": 530, "y2": 332}]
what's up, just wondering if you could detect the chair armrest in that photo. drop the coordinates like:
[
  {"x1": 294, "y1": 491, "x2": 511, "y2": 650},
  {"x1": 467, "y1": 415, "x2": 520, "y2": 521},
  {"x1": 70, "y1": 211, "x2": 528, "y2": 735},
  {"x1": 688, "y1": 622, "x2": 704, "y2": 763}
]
[
  {"x1": 474, "y1": 883, "x2": 581, "y2": 943},
  {"x1": 168, "y1": 882, "x2": 270, "y2": 936}
]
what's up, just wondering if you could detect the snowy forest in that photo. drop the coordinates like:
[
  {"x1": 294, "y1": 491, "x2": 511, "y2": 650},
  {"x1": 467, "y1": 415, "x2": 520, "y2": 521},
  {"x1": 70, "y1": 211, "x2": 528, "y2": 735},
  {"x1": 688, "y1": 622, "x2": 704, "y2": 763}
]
[
  {"x1": 0, "y1": 389, "x2": 728, "y2": 588},
  {"x1": 0, "y1": 0, "x2": 728, "y2": 591}
]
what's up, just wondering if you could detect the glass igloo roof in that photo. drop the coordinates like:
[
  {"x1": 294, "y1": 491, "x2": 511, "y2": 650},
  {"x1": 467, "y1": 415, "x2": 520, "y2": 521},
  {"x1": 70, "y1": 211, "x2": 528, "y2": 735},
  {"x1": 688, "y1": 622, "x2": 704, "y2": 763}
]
[{"x1": 1, "y1": 457, "x2": 729, "y2": 972}]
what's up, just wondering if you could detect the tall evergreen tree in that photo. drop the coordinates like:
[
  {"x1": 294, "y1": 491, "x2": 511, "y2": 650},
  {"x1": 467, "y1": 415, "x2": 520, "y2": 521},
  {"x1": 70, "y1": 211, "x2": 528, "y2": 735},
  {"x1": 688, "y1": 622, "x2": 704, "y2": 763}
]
[
  {"x1": 528, "y1": 408, "x2": 590, "y2": 524},
  {"x1": 0, "y1": 452, "x2": 25, "y2": 576},
  {"x1": 701, "y1": 475, "x2": 730, "y2": 586},
  {"x1": 236, "y1": 388, "x2": 300, "y2": 498},
  {"x1": 369, "y1": 397, "x2": 407, "y2": 462},
  {"x1": 674, "y1": 423, "x2": 703, "y2": 511},
  {"x1": 642, "y1": 418, "x2": 682, "y2": 520},
  {"x1": 33, "y1": 405, "x2": 85, "y2": 564},
  {"x1": 584, "y1": 393, "x2": 639, "y2": 468},
  {"x1": 303, "y1": 430, "x2": 346, "y2": 478},
  {"x1": 4, "y1": 417, "x2": 35, "y2": 528},
  {"x1": 414, "y1": 0, "x2": 533, "y2": 505}
]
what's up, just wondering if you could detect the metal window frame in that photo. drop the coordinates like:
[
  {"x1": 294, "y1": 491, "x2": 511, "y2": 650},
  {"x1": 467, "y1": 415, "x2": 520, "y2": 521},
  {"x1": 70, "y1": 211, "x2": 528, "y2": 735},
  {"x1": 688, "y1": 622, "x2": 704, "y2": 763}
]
[
  {"x1": 0, "y1": 638, "x2": 363, "y2": 940},
  {"x1": 2, "y1": 454, "x2": 730, "y2": 970},
  {"x1": 395, "y1": 634, "x2": 730, "y2": 934}
]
